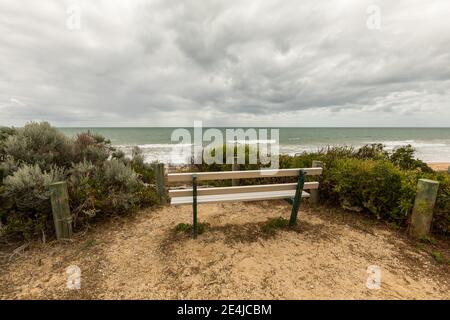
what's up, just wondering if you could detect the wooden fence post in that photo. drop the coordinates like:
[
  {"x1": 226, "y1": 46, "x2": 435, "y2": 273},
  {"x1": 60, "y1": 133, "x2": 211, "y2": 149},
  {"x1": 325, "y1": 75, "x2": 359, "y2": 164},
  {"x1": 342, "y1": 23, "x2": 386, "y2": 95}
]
[
  {"x1": 153, "y1": 163, "x2": 167, "y2": 205},
  {"x1": 309, "y1": 160, "x2": 323, "y2": 205},
  {"x1": 49, "y1": 181, "x2": 72, "y2": 240},
  {"x1": 409, "y1": 179, "x2": 439, "y2": 239}
]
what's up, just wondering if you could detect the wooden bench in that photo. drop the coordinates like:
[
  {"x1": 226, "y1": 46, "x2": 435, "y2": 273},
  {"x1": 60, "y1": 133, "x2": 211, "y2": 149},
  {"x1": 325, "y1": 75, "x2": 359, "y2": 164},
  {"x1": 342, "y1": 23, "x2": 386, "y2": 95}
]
[{"x1": 167, "y1": 168, "x2": 323, "y2": 238}]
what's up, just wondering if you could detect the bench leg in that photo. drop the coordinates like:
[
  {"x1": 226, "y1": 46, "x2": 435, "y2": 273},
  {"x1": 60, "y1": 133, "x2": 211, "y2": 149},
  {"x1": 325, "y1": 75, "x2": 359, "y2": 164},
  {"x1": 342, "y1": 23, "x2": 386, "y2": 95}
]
[
  {"x1": 289, "y1": 170, "x2": 305, "y2": 227},
  {"x1": 192, "y1": 175, "x2": 198, "y2": 239}
]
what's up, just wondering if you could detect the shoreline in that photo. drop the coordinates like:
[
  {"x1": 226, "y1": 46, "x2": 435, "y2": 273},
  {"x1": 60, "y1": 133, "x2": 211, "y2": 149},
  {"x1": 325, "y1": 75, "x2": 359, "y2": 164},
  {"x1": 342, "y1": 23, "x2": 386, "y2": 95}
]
[
  {"x1": 427, "y1": 162, "x2": 450, "y2": 172},
  {"x1": 166, "y1": 162, "x2": 450, "y2": 172}
]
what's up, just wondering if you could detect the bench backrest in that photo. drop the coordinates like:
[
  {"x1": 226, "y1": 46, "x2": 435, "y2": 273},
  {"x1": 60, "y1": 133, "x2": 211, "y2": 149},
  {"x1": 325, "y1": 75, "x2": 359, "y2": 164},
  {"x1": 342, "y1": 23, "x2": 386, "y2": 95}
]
[
  {"x1": 167, "y1": 168, "x2": 322, "y2": 183},
  {"x1": 167, "y1": 168, "x2": 322, "y2": 200}
]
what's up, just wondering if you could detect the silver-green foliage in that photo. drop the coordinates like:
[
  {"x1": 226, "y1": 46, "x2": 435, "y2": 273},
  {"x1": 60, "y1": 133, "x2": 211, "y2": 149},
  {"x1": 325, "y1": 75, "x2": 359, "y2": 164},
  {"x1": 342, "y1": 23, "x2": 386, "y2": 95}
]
[
  {"x1": 1, "y1": 164, "x2": 67, "y2": 238},
  {"x1": 4, "y1": 122, "x2": 73, "y2": 169},
  {"x1": 0, "y1": 122, "x2": 158, "y2": 239}
]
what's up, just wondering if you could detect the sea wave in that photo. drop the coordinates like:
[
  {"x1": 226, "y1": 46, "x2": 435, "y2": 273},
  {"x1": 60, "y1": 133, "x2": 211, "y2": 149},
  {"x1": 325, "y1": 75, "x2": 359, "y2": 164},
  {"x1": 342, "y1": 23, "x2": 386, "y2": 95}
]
[
  {"x1": 368, "y1": 140, "x2": 447, "y2": 148},
  {"x1": 227, "y1": 139, "x2": 277, "y2": 144},
  {"x1": 114, "y1": 139, "x2": 450, "y2": 164}
]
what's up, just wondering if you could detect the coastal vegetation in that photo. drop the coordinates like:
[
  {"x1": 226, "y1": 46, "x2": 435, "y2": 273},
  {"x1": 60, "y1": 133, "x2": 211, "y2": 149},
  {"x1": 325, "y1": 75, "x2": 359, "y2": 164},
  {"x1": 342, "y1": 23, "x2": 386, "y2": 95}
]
[
  {"x1": 0, "y1": 122, "x2": 158, "y2": 240},
  {"x1": 0, "y1": 122, "x2": 449, "y2": 241},
  {"x1": 194, "y1": 144, "x2": 450, "y2": 236}
]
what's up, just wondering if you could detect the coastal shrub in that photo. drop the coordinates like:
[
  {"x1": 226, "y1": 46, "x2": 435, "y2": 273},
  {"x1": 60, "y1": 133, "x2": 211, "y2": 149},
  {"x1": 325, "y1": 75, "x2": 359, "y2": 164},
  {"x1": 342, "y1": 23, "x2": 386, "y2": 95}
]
[
  {"x1": 0, "y1": 122, "x2": 158, "y2": 240},
  {"x1": 129, "y1": 146, "x2": 155, "y2": 184},
  {"x1": 289, "y1": 147, "x2": 447, "y2": 233},
  {"x1": 427, "y1": 172, "x2": 450, "y2": 235},
  {"x1": 0, "y1": 164, "x2": 66, "y2": 238},
  {"x1": 326, "y1": 159, "x2": 416, "y2": 222},
  {"x1": 390, "y1": 145, "x2": 432, "y2": 173},
  {"x1": 101, "y1": 159, "x2": 141, "y2": 191},
  {"x1": 72, "y1": 131, "x2": 112, "y2": 165},
  {"x1": 194, "y1": 142, "x2": 448, "y2": 235},
  {"x1": 112, "y1": 147, "x2": 155, "y2": 184},
  {"x1": 191, "y1": 144, "x2": 271, "y2": 187},
  {"x1": 0, "y1": 156, "x2": 18, "y2": 179},
  {"x1": 0, "y1": 126, "x2": 16, "y2": 157},
  {"x1": 67, "y1": 159, "x2": 158, "y2": 227},
  {"x1": 3, "y1": 122, "x2": 73, "y2": 170},
  {"x1": 355, "y1": 143, "x2": 388, "y2": 160}
]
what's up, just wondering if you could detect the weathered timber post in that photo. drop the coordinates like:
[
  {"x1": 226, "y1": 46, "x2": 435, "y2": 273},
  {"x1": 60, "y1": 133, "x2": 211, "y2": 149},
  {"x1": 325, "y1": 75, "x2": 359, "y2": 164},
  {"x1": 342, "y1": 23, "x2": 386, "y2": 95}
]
[
  {"x1": 309, "y1": 160, "x2": 323, "y2": 205},
  {"x1": 447, "y1": 166, "x2": 450, "y2": 174},
  {"x1": 49, "y1": 181, "x2": 72, "y2": 240},
  {"x1": 232, "y1": 156, "x2": 240, "y2": 186},
  {"x1": 409, "y1": 179, "x2": 439, "y2": 238},
  {"x1": 153, "y1": 163, "x2": 167, "y2": 205}
]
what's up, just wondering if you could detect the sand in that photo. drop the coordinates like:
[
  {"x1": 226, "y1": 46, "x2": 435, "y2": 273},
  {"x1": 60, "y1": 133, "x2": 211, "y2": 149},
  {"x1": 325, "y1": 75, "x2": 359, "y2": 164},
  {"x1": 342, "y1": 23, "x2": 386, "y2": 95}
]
[
  {"x1": 0, "y1": 201, "x2": 449, "y2": 300},
  {"x1": 428, "y1": 162, "x2": 450, "y2": 172}
]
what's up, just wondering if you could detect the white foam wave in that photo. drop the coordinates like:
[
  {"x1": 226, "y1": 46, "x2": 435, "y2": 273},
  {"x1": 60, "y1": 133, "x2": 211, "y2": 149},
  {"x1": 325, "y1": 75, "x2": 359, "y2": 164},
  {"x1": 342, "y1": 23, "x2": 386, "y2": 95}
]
[
  {"x1": 227, "y1": 139, "x2": 277, "y2": 144},
  {"x1": 113, "y1": 139, "x2": 450, "y2": 164}
]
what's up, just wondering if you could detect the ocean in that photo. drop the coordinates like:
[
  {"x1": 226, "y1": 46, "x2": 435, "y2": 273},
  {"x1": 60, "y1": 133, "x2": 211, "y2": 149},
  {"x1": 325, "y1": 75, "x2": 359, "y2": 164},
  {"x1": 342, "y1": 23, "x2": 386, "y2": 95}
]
[{"x1": 59, "y1": 127, "x2": 450, "y2": 164}]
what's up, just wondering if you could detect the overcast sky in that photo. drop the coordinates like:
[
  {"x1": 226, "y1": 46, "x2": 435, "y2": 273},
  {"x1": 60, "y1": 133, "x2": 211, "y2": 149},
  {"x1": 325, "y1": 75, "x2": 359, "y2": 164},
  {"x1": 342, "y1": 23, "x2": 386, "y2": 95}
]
[{"x1": 0, "y1": 0, "x2": 449, "y2": 127}]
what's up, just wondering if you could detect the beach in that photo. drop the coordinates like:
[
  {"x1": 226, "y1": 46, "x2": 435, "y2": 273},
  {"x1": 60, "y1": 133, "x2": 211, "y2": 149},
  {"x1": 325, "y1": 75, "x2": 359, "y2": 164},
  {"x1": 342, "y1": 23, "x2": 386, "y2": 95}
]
[{"x1": 428, "y1": 163, "x2": 450, "y2": 172}]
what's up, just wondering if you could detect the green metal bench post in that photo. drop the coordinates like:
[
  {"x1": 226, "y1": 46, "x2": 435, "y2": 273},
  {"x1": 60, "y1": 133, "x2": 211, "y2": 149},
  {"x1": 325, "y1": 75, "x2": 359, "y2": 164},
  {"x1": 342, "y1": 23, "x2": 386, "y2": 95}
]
[
  {"x1": 192, "y1": 174, "x2": 198, "y2": 239},
  {"x1": 288, "y1": 170, "x2": 305, "y2": 227}
]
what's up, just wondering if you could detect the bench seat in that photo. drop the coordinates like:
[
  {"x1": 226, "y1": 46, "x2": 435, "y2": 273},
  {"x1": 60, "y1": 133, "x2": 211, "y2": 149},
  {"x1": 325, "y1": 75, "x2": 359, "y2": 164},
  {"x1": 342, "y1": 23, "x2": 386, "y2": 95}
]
[{"x1": 171, "y1": 189, "x2": 310, "y2": 205}]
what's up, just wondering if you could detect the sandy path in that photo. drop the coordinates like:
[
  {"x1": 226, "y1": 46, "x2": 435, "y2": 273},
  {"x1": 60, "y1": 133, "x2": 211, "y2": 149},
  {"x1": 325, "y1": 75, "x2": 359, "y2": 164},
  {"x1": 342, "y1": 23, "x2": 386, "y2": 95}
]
[{"x1": 0, "y1": 201, "x2": 449, "y2": 299}]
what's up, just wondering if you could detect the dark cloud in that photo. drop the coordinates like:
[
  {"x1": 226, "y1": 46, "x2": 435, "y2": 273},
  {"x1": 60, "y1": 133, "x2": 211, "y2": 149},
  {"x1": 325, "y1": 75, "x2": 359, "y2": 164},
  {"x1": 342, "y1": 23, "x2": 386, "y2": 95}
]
[{"x1": 0, "y1": 0, "x2": 449, "y2": 126}]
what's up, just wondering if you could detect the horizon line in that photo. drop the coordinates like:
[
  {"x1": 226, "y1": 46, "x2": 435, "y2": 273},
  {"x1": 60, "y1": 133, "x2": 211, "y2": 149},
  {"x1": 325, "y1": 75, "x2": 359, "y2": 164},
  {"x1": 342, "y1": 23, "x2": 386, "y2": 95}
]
[{"x1": 53, "y1": 126, "x2": 450, "y2": 129}]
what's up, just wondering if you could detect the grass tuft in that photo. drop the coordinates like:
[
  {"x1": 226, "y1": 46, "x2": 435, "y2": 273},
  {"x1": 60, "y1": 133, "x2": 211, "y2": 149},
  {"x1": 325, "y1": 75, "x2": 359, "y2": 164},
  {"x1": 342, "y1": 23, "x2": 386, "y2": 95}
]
[
  {"x1": 419, "y1": 235, "x2": 436, "y2": 245},
  {"x1": 431, "y1": 251, "x2": 445, "y2": 264},
  {"x1": 261, "y1": 217, "x2": 289, "y2": 235},
  {"x1": 174, "y1": 222, "x2": 210, "y2": 235}
]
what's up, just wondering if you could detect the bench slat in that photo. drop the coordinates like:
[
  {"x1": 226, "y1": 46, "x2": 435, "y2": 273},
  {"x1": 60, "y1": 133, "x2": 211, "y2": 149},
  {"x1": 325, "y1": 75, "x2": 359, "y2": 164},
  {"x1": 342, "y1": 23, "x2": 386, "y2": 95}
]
[
  {"x1": 169, "y1": 182, "x2": 319, "y2": 197},
  {"x1": 167, "y1": 168, "x2": 322, "y2": 183},
  {"x1": 170, "y1": 190, "x2": 310, "y2": 205}
]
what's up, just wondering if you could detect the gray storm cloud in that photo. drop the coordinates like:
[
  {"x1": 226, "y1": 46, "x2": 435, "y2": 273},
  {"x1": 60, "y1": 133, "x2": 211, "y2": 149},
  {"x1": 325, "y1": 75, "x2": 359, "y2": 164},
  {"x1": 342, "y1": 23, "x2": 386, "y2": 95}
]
[{"x1": 0, "y1": 0, "x2": 449, "y2": 126}]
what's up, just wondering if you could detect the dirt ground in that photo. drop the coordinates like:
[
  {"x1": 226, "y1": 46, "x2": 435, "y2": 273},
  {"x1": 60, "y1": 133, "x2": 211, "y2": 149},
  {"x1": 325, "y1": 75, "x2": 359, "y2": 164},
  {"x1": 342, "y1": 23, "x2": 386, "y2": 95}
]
[{"x1": 0, "y1": 201, "x2": 449, "y2": 300}]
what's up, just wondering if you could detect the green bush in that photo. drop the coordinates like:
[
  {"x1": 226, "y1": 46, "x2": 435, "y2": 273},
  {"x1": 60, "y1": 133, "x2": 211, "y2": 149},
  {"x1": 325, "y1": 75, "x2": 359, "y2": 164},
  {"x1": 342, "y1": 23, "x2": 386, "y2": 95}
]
[
  {"x1": 427, "y1": 172, "x2": 450, "y2": 234},
  {"x1": 0, "y1": 126, "x2": 17, "y2": 157},
  {"x1": 326, "y1": 159, "x2": 416, "y2": 222},
  {"x1": 3, "y1": 122, "x2": 73, "y2": 170},
  {"x1": 0, "y1": 122, "x2": 159, "y2": 240},
  {"x1": 292, "y1": 147, "x2": 448, "y2": 234},
  {"x1": 390, "y1": 145, "x2": 432, "y2": 173},
  {"x1": 1, "y1": 164, "x2": 66, "y2": 238},
  {"x1": 67, "y1": 159, "x2": 158, "y2": 227},
  {"x1": 72, "y1": 131, "x2": 112, "y2": 165},
  {"x1": 193, "y1": 143, "x2": 449, "y2": 236}
]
